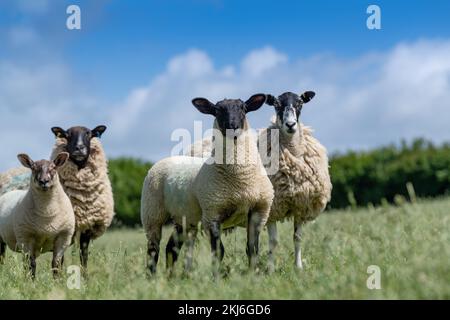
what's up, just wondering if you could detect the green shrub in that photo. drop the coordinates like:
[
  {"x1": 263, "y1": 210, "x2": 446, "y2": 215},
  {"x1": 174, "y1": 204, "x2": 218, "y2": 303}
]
[
  {"x1": 329, "y1": 138, "x2": 450, "y2": 209},
  {"x1": 108, "y1": 158, "x2": 152, "y2": 227},
  {"x1": 107, "y1": 138, "x2": 450, "y2": 226}
]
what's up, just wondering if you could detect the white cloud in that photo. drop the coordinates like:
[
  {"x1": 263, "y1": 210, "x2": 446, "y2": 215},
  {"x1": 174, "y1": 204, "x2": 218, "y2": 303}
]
[
  {"x1": 0, "y1": 62, "x2": 102, "y2": 171},
  {"x1": 241, "y1": 46, "x2": 288, "y2": 77},
  {"x1": 7, "y1": 26, "x2": 39, "y2": 47},
  {"x1": 15, "y1": 0, "x2": 49, "y2": 14},
  {"x1": 107, "y1": 39, "x2": 450, "y2": 163},
  {"x1": 1, "y1": 39, "x2": 450, "y2": 171}
]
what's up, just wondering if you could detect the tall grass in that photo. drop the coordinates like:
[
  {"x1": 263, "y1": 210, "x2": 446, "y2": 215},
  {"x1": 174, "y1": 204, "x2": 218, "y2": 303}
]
[{"x1": 0, "y1": 197, "x2": 449, "y2": 299}]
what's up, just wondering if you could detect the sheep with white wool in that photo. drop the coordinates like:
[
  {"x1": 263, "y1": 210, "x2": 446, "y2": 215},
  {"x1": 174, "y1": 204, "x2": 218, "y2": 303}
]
[
  {"x1": 1, "y1": 126, "x2": 115, "y2": 270},
  {"x1": 141, "y1": 156, "x2": 206, "y2": 273},
  {"x1": 0, "y1": 153, "x2": 75, "y2": 279},
  {"x1": 187, "y1": 91, "x2": 332, "y2": 270},
  {"x1": 141, "y1": 94, "x2": 274, "y2": 274},
  {"x1": 0, "y1": 167, "x2": 30, "y2": 197}
]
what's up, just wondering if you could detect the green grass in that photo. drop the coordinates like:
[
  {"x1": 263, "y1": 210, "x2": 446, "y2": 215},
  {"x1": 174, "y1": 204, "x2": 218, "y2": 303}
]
[{"x1": 0, "y1": 197, "x2": 449, "y2": 300}]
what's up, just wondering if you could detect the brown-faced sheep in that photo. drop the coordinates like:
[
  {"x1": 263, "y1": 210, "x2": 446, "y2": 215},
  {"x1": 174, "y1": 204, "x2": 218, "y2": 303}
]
[{"x1": 0, "y1": 153, "x2": 75, "y2": 279}]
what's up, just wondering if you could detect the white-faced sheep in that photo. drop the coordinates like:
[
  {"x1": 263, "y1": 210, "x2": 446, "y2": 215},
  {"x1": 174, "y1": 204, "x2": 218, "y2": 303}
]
[
  {"x1": 0, "y1": 153, "x2": 75, "y2": 279},
  {"x1": 142, "y1": 94, "x2": 274, "y2": 274},
  {"x1": 260, "y1": 91, "x2": 332, "y2": 269},
  {"x1": 49, "y1": 125, "x2": 115, "y2": 270}
]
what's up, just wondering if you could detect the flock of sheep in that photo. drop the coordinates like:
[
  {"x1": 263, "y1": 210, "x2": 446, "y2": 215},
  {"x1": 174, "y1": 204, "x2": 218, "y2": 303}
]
[{"x1": 0, "y1": 90, "x2": 332, "y2": 279}]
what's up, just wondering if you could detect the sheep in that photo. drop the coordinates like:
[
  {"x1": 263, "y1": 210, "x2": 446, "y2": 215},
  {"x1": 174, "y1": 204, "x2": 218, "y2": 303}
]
[
  {"x1": 0, "y1": 167, "x2": 30, "y2": 197},
  {"x1": 191, "y1": 95, "x2": 274, "y2": 271},
  {"x1": 260, "y1": 91, "x2": 332, "y2": 270},
  {"x1": 49, "y1": 125, "x2": 115, "y2": 270},
  {"x1": 187, "y1": 91, "x2": 332, "y2": 270},
  {"x1": 142, "y1": 94, "x2": 274, "y2": 274},
  {"x1": 0, "y1": 153, "x2": 75, "y2": 279},
  {"x1": 141, "y1": 156, "x2": 206, "y2": 274}
]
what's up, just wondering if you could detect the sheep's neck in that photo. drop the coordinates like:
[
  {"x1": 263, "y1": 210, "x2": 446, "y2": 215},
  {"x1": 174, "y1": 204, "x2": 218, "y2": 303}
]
[
  {"x1": 212, "y1": 121, "x2": 261, "y2": 178},
  {"x1": 279, "y1": 124, "x2": 304, "y2": 158},
  {"x1": 29, "y1": 182, "x2": 65, "y2": 218}
]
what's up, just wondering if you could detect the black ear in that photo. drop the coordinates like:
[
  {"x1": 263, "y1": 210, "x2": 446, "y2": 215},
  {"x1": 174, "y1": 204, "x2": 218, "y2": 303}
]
[
  {"x1": 92, "y1": 125, "x2": 107, "y2": 138},
  {"x1": 17, "y1": 154, "x2": 34, "y2": 169},
  {"x1": 265, "y1": 94, "x2": 279, "y2": 107},
  {"x1": 51, "y1": 127, "x2": 67, "y2": 139},
  {"x1": 300, "y1": 91, "x2": 316, "y2": 103},
  {"x1": 53, "y1": 152, "x2": 69, "y2": 168},
  {"x1": 245, "y1": 94, "x2": 267, "y2": 113},
  {"x1": 192, "y1": 98, "x2": 216, "y2": 116}
]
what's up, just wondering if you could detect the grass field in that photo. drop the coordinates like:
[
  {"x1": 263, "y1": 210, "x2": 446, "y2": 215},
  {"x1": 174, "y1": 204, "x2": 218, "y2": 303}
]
[{"x1": 0, "y1": 197, "x2": 449, "y2": 300}]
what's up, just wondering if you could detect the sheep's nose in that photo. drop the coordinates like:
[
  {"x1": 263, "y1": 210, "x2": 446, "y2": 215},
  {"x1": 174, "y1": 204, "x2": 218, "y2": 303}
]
[
  {"x1": 76, "y1": 145, "x2": 86, "y2": 152},
  {"x1": 39, "y1": 180, "x2": 50, "y2": 187},
  {"x1": 286, "y1": 121, "x2": 296, "y2": 129}
]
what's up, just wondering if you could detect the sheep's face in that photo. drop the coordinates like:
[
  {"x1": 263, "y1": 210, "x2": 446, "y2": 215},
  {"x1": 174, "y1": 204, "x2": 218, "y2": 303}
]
[
  {"x1": 51, "y1": 125, "x2": 107, "y2": 168},
  {"x1": 266, "y1": 91, "x2": 315, "y2": 136},
  {"x1": 17, "y1": 153, "x2": 69, "y2": 192},
  {"x1": 192, "y1": 94, "x2": 266, "y2": 139}
]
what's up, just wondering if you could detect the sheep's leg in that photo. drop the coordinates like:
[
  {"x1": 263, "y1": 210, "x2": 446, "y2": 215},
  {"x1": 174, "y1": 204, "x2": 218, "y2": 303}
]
[
  {"x1": 52, "y1": 235, "x2": 69, "y2": 278},
  {"x1": 52, "y1": 252, "x2": 64, "y2": 278},
  {"x1": 294, "y1": 220, "x2": 303, "y2": 269},
  {"x1": 147, "y1": 226, "x2": 162, "y2": 275},
  {"x1": 0, "y1": 241, "x2": 6, "y2": 264},
  {"x1": 209, "y1": 221, "x2": 224, "y2": 276},
  {"x1": 247, "y1": 211, "x2": 264, "y2": 269},
  {"x1": 20, "y1": 241, "x2": 36, "y2": 279},
  {"x1": 28, "y1": 253, "x2": 37, "y2": 280},
  {"x1": 267, "y1": 222, "x2": 278, "y2": 272},
  {"x1": 184, "y1": 227, "x2": 198, "y2": 273},
  {"x1": 79, "y1": 231, "x2": 91, "y2": 271},
  {"x1": 166, "y1": 224, "x2": 184, "y2": 272}
]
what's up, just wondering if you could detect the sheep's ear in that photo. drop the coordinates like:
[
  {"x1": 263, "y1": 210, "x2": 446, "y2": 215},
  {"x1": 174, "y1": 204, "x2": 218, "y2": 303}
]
[
  {"x1": 245, "y1": 94, "x2": 267, "y2": 113},
  {"x1": 17, "y1": 154, "x2": 34, "y2": 169},
  {"x1": 192, "y1": 98, "x2": 216, "y2": 116},
  {"x1": 300, "y1": 91, "x2": 315, "y2": 104},
  {"x1": 265, "y1": 94, "x2": 279, "y2": 107},
  {"x1": 92, "y1": 125, "x2": 107, "y2": 138},
  {"x1": 51, "y1": 127, "x2": 67, "y2": 139},
  {"x1": 53, "y1": 152, "x2": 69, "y2": 168}
]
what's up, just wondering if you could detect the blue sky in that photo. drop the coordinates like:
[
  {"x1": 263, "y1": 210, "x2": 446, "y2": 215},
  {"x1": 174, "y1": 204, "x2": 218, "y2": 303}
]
[{"x1": 1, "y1": 0, "x2": 450, "y2": 170}]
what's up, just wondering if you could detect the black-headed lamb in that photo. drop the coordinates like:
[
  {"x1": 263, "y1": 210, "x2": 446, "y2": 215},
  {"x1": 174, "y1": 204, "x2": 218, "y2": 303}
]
[{"x1": 141, "y1": 94, "x2": 274, "y2": 274}]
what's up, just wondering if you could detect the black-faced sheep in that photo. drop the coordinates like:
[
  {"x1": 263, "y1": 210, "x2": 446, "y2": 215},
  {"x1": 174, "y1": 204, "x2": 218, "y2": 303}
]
[
  {"x1": 50, "y1": 125, "x2": 115, "y2": 270},
  {"x1": 187, "y1": 91, "x2": 332, "y2": 270},
  {"x1": 141, "y1": 94, "x2": 274, "y2": 274}
]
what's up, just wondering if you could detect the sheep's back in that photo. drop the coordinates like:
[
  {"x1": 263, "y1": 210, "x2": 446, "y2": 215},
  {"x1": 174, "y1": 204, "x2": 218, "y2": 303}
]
[
  {"x1": 0, "y1": 190, "x2": 27, "y2": 248},
  {"x1": 265, "y1": 126, "x2": 332, "y2": 223},
  {"x1": 0, "y1": 167, "x2": 30, "y2": 197}
]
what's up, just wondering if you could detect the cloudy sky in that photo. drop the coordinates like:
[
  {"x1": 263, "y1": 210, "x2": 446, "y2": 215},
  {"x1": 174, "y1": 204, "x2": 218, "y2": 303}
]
[{"x1": 1, "y1": 0, "x2": 450, "y2": 171}]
